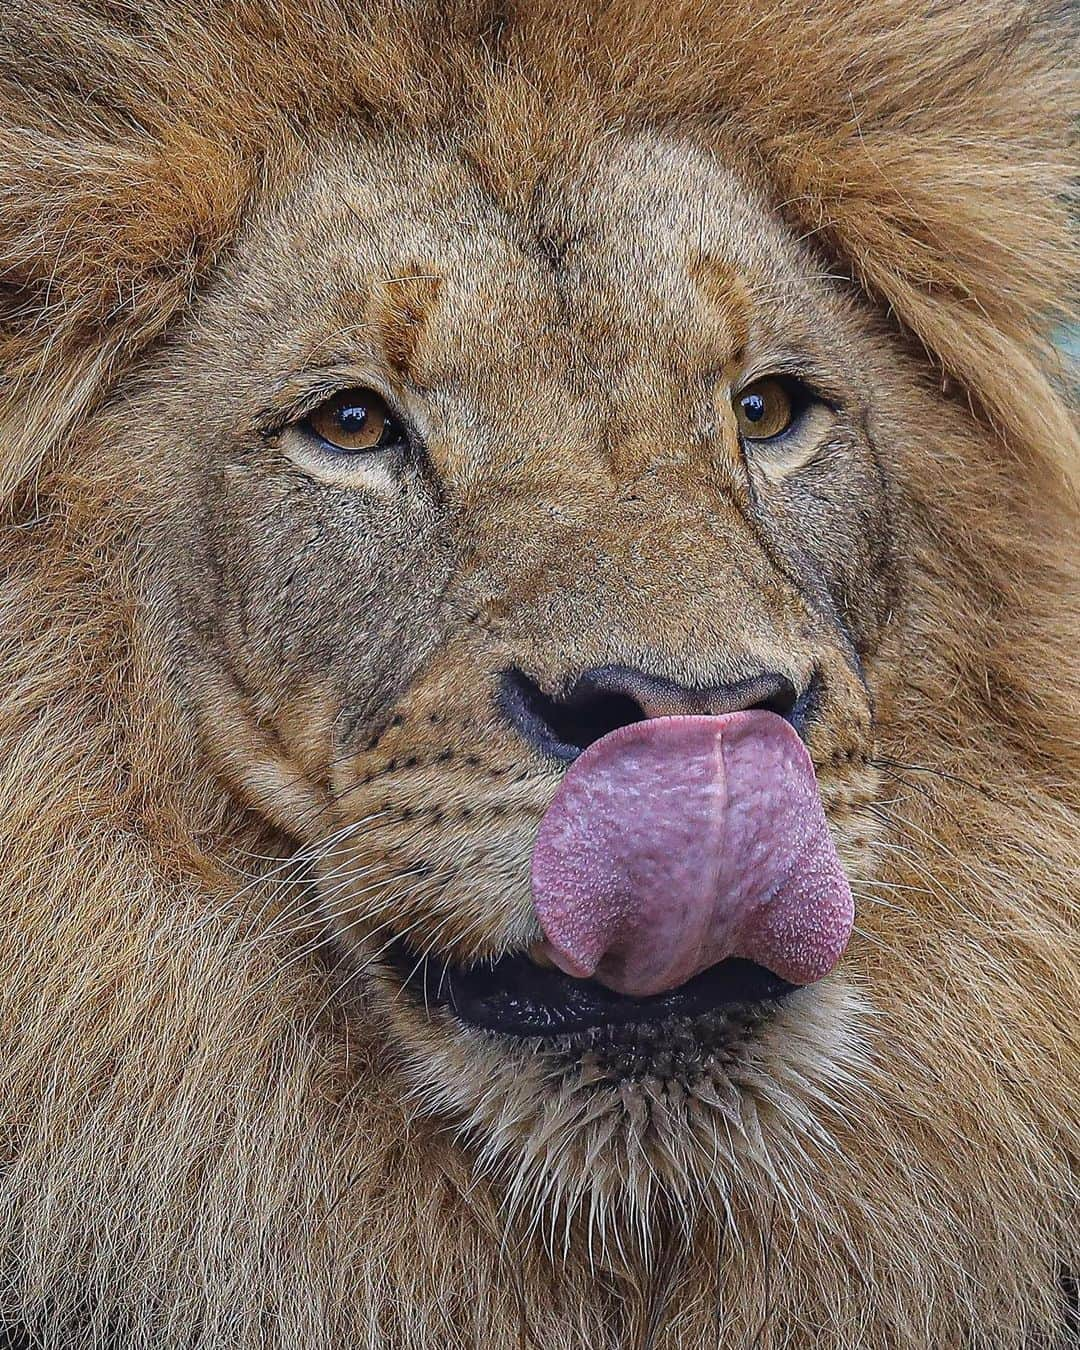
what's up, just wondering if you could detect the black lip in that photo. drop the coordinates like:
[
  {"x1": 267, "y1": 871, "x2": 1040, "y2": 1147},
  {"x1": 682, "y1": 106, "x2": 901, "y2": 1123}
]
[{"x1": 385, "y1": 941, "x2": 794, "y2": 1037}]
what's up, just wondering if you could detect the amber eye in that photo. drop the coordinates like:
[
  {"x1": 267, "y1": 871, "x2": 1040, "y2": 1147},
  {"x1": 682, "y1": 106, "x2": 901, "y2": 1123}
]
[
  {"x1": 304, "y1": 389, "x2": 404, "y2": 453},
  {"x1": 733, "y1": 377, "x2": 797, "y2": 441}
]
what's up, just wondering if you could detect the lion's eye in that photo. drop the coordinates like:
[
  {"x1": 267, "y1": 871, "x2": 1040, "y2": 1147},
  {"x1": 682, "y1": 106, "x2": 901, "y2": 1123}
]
[
  {"x1": 733, "y1": 377, "x2": 797, "y2": 441},
  {"x1": 304, "y1": 389, "x2": 404, "y2": 453}
]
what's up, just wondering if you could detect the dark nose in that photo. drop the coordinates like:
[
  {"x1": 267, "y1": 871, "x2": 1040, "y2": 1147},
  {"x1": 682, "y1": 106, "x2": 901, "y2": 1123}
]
[{"x1": 498, "y1": 664, "x2": 802, "y2": 762}]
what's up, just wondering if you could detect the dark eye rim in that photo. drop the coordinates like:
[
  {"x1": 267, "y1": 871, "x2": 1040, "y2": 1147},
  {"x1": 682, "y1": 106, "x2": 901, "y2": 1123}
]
[
  {"x1": 300, "y1": 386, "x2": 413, "y2": 457},
  {"x1": 733, "y1": 374, "x2": 821, "y2": 444}
]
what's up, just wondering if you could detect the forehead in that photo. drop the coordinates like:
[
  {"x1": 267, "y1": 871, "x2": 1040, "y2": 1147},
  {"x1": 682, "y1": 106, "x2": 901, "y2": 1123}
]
[{"x1": 234, "y1": 132, "x2": 820, "y2": 399}]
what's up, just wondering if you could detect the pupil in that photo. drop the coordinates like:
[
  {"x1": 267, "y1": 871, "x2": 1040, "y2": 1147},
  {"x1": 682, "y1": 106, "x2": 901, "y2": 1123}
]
[{"x1": 742, "y1": 393, "x2": 766, "y2": 422}]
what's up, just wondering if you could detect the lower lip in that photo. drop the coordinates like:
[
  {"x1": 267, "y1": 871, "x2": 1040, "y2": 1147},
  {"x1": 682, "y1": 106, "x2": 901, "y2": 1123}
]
[{"x1": 383, "y1": 941, "x2": 794, "y2": 1037}]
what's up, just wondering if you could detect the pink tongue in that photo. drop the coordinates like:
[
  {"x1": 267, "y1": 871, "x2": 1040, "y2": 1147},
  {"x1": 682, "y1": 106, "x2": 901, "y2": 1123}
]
[{"x1": 530, "y1": 711, "x2": 852, "y2": 998}]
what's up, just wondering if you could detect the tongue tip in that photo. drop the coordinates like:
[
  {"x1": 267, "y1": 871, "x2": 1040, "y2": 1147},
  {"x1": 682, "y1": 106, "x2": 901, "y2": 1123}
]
[
  {"x1": 542, "y1": 939, "x2": 599, "y2": 982},
  {"x1": 740, "y1": 879, "x2": 855, "y2": 987},
  {"x1": 758, "y1": 947, "x2": 846, "y2": 987}
]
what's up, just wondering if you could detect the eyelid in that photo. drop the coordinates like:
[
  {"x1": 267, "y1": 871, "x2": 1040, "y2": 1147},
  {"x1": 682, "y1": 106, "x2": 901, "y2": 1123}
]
[
  {"x1": 735, "y1": 363, "x2": 844, "y2": 411},
  {"x1": 253, "y1": 367, "x2": 401, "y2": 438}
]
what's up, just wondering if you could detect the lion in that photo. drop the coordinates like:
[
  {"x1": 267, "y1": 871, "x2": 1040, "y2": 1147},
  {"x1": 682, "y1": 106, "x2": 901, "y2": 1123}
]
[{"x1": 0, "y1": 1, "x2": 1076, "y2": 1346}]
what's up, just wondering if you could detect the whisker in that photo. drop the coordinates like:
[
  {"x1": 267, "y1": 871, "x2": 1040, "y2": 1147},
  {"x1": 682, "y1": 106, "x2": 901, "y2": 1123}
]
[{"x1": 872, "y1": 755, "x2": 1000, "y2": 802}]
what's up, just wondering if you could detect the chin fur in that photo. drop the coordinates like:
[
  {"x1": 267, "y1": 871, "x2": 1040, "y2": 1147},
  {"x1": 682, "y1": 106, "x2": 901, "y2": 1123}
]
[{"x1": 386, "y1": 979, "x2": 874, "y2": 1262}]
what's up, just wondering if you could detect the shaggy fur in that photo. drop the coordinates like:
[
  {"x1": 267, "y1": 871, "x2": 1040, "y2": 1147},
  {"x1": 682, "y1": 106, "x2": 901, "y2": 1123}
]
[{"x1": 0, "y1": 2, "x2": 1077, "y2": 1347}]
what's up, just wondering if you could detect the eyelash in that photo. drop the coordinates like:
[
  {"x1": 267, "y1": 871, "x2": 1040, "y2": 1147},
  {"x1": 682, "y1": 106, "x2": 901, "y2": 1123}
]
[{"x1": 256, "y1": 390, "x2": 347, "y2": 439}]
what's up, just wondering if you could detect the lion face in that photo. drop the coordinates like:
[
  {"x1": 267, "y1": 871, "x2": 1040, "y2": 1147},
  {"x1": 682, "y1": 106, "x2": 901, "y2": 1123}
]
[
  {"x1": 4, "y1": 1, "x2": 1077, "y2": 1341},
  {"x1": 132, "y1": 129, "x2": 895, "y2": 1227}
]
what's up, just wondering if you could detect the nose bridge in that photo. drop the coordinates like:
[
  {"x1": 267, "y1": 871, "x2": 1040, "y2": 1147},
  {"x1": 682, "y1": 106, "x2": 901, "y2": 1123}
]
[{"x1": 459, "y1": 473, "x2": 815, "y2": 687}]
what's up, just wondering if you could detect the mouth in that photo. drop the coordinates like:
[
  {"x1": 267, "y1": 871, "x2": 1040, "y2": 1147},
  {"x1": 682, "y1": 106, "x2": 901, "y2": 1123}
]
[
  {"x1": 385, "y1": 939, "x2": 794, "y2": 1038},
  {"x1": 377, "y1": 708, "x2": 853, "y2": 1067}
]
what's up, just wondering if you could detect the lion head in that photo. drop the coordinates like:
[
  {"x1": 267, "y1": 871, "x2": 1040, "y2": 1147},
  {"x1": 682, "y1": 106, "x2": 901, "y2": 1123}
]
[{"x1": 0, "y1": 3, "x2": 1076, "y2": 1348}]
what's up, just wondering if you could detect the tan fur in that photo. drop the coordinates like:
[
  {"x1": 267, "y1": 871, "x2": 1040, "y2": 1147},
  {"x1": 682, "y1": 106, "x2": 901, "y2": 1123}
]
[{"x1": 0, "y1": 3, "x2": 1077, "y2": 1347}]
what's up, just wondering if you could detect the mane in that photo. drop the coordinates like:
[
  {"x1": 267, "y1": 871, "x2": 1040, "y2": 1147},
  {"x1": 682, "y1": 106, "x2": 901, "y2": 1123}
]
[{"x1": 0, "y1": 2, "x2": 1076, "y2": 1345}]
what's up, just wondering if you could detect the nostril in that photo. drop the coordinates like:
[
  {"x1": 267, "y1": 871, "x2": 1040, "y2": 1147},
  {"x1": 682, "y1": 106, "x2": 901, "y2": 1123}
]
[
  {"x1": 499, "y1": 665, "x2": 811, "y2": 763},
  {"x1": 558, "y1": 687, "x2": 648, "y2": 753},
  {"x1": 498, "y1": 669, "x2": 648, "y2": 762},
  {"x1": 750, "y1": 675, "x2": 798, "y2": 722}
]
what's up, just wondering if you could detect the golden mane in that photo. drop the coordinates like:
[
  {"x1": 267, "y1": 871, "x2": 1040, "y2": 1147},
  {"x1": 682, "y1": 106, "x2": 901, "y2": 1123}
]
[{"x1": 0, "y1": 2, "x2": 1076, "y2": 1346}]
